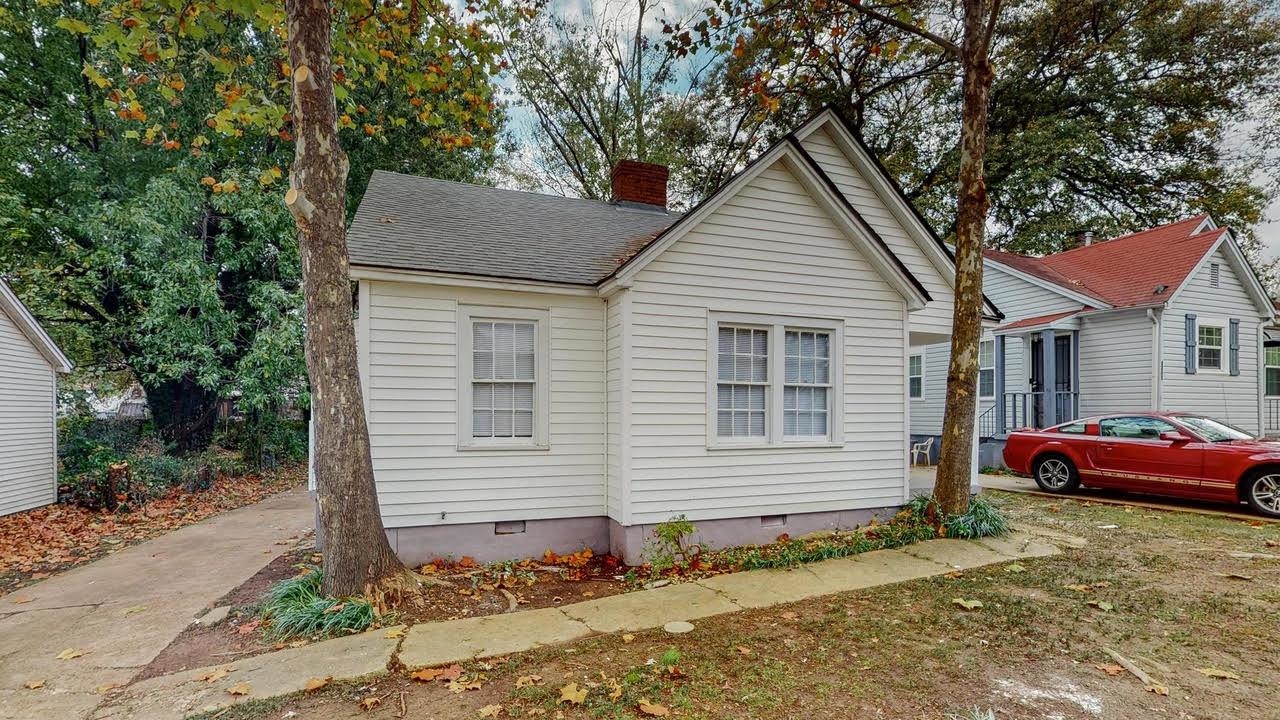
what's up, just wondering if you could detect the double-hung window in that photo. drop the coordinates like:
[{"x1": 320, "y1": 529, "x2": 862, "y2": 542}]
[
  {"x1": 1198, "y1": 324, "x2": 1224, "y2": 371},
  {"x1": 710, "y1": 313, "x2": 842, "y2": 447},
  {"x1": 908, "y1": 354, "x2": 924, "y2": 399},
  {"x1": 458, "y1": 306, "x2": 550, "y2": 449},
  {"x1": 978, "y1": 340, "x2": 995, "y2": 398},
  {"x1": 1266, "y1": 346, "x2": 1280, "y2": 397}
]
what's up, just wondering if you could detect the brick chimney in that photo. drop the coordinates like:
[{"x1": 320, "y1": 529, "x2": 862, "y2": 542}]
[{"x1": 610, "y1": 159, "x2": 668, "y2": 209}]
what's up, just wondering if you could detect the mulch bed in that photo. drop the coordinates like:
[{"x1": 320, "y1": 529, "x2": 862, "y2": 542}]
[{"x1": 0, "y1": 465, "x2": 305, "y2": 597}]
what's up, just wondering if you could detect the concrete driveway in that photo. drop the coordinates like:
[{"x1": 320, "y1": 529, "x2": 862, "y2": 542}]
[{"x1": 0, "y1": 489, "x2": 313, "y2": 720}]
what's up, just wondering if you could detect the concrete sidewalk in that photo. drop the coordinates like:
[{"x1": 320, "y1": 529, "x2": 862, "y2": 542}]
[
  {"x1": 0, "y1": 489, "x2": 314, "y2": 720},
  {"x1": 98, "y1": 528, "x2": 1075, "y2": 720}
]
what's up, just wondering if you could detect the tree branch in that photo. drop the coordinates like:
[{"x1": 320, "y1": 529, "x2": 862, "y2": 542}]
[{"x1": 831, "y1": 0, "x2": 961, "y2": 58}]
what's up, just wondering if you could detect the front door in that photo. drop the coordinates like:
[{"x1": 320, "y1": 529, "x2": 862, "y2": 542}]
[
  {"x1": 1092, "y1": 416, "x2": 1205, "y2": 495},
  {"x1": 1030, "y1": 334, "x2": 1075, "y2": 426}
]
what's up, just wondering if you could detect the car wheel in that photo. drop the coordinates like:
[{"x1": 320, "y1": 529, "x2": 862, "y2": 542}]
[
  {"x1": 1032, "y1": 454, "x2": 1080, "y2": 493},
  {"x1": 1244, "y1": 471, "x2": 1280, "y2": 518}
]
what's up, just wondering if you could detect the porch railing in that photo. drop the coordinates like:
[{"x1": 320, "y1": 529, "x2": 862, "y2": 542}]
[
  {"x1": 1266, "y1": 397, "x2": 1280, "y2": 435},
  {"x1": 993, "y1": 391, "x2": 1080, "y2": 436}
]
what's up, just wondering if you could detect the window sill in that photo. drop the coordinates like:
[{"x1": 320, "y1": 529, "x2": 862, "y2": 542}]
[
  {"x1": 707, "y1": 441, "x2": 844, "y2": 451},
  {"x1": 457, "y1": 442, "x2": 551, "y2": 452}
]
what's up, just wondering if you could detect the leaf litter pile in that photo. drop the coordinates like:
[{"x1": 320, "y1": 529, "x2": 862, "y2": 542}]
[{"x1": 0, "y1": 464, "x2": 304, "y2": 596}]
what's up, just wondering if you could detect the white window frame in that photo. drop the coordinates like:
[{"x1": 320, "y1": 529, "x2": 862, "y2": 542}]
[
  {"x1": 908, "y1": 353, "x2": 924, "y2": 400},
  {"x1": 457, "y1": 305, "x2": 551, "y2": 450},
  {"x1": 978, "y1": 339, "x2": 996, "y2": 398},
  {"x1": 1196, "y1": 319, "x2": 1225, "y2": 373},
  {"x1": 1266, "y1": 345, "x2": 1280, "y2": 397},
  {"x1": 706, "y1": 312, "x2": 844, "y2": 449}
]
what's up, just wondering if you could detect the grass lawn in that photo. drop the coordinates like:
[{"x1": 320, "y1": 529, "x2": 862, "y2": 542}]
[{"x1": 204, "y1": 492, "x2": 1280, "y2": 720}]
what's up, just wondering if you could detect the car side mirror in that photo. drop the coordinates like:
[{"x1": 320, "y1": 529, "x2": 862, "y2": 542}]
[{"x1": 1160, "y1": 431, "x2": 1190, "y2": 443}]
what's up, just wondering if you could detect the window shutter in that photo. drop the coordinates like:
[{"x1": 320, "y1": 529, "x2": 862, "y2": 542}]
[
  {"x1": 1229, "y1": 318, "x2": 1240, "y2": 376},
  {"x1": 1184, "y1": 314, "x2": 1197, "y2": 374}
]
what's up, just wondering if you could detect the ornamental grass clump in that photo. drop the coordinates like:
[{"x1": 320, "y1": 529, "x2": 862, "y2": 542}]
[
  {"x1": 258, "y1": 567, "x2": 376, "y2": 641},
  {"x1": 906, "y1": 493, "x2": 1010, "y2": 539}
]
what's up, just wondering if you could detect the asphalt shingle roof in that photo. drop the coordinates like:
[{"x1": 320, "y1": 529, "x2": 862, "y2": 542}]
[
  {"x1": 347, "y1": 171, "x2": 681, "y2": 285},
  {"x1": 983, "y1": 216, "x2": 1226, "y2": 309}
]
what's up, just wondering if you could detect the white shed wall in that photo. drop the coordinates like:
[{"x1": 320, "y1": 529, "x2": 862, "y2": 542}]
[{"x1": 0, "y1": 307, "x2": 57, "y2": 515}]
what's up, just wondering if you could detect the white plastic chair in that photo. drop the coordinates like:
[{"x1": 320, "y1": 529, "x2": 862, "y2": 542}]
[{"x1": 911, "y1": 436, "x2": 934, "y2": 466}]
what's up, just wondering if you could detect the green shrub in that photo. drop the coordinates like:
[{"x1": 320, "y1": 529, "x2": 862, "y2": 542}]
[
  {"x1": 644, "y1": 514, "x2": 700, "y2": 573},
  {"x1": 258, "y1": 568, "x2": 377, "y2": 641},
  {"x1": 216, "y1": 413, "x2": 308, "y2": 470},
  {"x1": 905, "y1": 493, "x2": 1010, "y2": 539}
]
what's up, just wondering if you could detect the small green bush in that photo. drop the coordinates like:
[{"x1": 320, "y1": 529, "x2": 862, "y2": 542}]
[
  {"x1": 644, "y1": 514, "x2": 700, "y2": 573},
  {"x1": 258, "y1": 568, "x2": 377, "y2": 641}
]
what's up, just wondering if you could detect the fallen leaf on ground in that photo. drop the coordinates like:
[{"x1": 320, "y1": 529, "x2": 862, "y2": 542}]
[
  {"x1": 23, "y1": 680, "x2": 44, "y2": 689},
  {"x1": 359, "y1": 696, "x2": 380, "y2": 711},
  {"x1": 411, "y1": 667, "x2": 444, "y2": 682},
  {"x1": 322, "y1": 603, "x2": 345, "y2": 614},
  {"x1": 559, "y1": 682, "x2": 587, "y2": 705},
  {"x1": 226, "y1": 682, "x2": 251, "y2": 696},
  {"x1": 607, "y1": 679, "x2": 623, "y2": 700},
  {"x1": 237, "y1": 619, "x2": 261, "y2": 635},
  {"x1": 10, "y1": 596, "x2": 33, "y2": 604},
  {"x1": 621, "y1": 633, "x2": 635, "y2": 643},
  {"x1": 1086, "y1": 600, "x2": 1114, "y2": 612},
  {"x1": 1096, "y1": 664, "x2": 1125, "y2": 676},
  {"x1": 304, "y1": 676, "x2": 331, "y2": 691},
  {"x1": 952, "y1": 598, "x2": 983, "y2": 611},
  {"x1": 96, "y1": 682, "x2": 124, "y2": 694},
  {"x1": 1146, "y1": 683, "x2": 1169, "y2": 696},
  {"x1": 1003, "y1": 563, "x2": 1026, "y2": 573},
  {"x1": 780, "y1": 611, "x2": 798, "y2": 620},
  {"x1": 516, "y1": 675, "x2": 542, "y2": 688},
  {"x1": 198, "y1": 667, "x2": 235, "y2": 683},
  {"x1": 736, "y1": 646, "x2": 753, "y2": 656},
  {"x1": 55, "y1": 648, "x2": 87, "y2": 660},
  {"x1": 448, "y1": 675, "x2": 486, "y2": 693},
  {"x1": 384, "y1": 627, "x2": 406, "y2": 639},
  {"x1": 478, "y1": 704, "x2": 503, "y2": 717},
  {"x1": 1063, "y1": 583, "x2": 1092, "y2": 593},
  {"x1": 638, "y1": 699, "x2": 670, "y2": 716},
  {"x1": 1197, "y1": 667, "x2": 1241, "y2": 680}
]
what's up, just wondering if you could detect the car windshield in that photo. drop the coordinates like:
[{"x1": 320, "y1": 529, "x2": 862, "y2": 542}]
[{"x1": 1176, "y1": 415, "x2": 1254, "y2": 442}]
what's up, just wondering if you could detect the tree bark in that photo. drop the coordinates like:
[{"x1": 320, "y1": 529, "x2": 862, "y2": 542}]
[
  {"x1": 933, "y1": 0, "x2": 998, "y2": 515},
  {"x1": 284, "y1": 0, "x2": 405, "y2": 597},
  {"x1": 142, "y1": 374, "x2": 220, "y2": 454}
]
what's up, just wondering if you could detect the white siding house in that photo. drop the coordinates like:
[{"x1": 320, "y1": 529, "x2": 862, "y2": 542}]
[
  {"x1": 340, "y1": 108, "x2": 994, "y2": 563},
  {"x1": 910, "y1": 215, "x2": 1275, "y2": 463},
  {"x1": 0, "y1": 280, "x2": 72, "y2": 516}
]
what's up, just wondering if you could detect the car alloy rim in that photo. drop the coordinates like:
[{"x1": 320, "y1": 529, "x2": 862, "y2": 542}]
[
  {"x1": 1038, "y1": 459, "x2": 1070, "y2": 489},
  {"x1": 1252, "y1": 474, "x2": 1280, "y2": 513}
]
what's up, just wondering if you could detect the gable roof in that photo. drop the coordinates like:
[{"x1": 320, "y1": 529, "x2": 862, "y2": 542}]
[
  {"x1": 982, "y1": 215, "x2": 1270, "y2": 314},
  {"x1": 348, "y1": 171, "x2": 681, "y2": 285},
  {"x1": 0, "y1": 279, "x2": 72, "y2": 373}
]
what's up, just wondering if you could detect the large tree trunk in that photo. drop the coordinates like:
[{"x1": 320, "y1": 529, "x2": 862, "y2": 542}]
[
  {"x1": 142, "y1": 374, "x2": 220, "y2": 454},
  {"x1": 284, "y1": 0, "x2": 405, "y2": 597},
  {"x1": 932, "y1": 0, "x2": 997, "y2": 515}
]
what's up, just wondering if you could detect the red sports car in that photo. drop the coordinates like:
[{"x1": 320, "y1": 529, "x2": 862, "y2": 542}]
[{"x1": 1002, "y1": 412, "x2": 1280, "y2": 518}]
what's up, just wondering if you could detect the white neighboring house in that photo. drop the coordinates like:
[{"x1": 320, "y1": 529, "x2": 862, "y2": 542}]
[
  {"x1": 0, "y1": 279, "x2": 72, "y2": 516},
  {"x1": 326, "y1": 107, "x2": 1000, "y2": 564},
  {"x1": 909, "y1": 215, "x2": 1276, "y2": 464}
]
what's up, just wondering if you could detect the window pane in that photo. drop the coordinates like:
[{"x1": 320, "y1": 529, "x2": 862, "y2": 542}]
[
  {"x1": 473, "y1": 383, "x2": 493, "y2": 410},
  {"x1": 733, "y1": 412, "x2": 748, "y2": 436},
  {"x1": 718, "y1": 350, "x2": 734, "y2": 381},
  {"x1": 783, "y1": 411, "x2": 796, "y2": 436},
  {"x1": 1267, "y1": 346, "x2": 1280, "y2": 368},
  {"x1": 514, "y1": 384, "x2": 534, "y2": 410},
  {"x1": 1199, "y1": 348, "x2": 1221, "y2": 369},
  {"x1": 515, "y1": 352, "x2": 535, "y2": 380},
  {"x1": 1269, "y1": 368, "x2": 1280, "y2": 397},
  {"x1": 909, "y1": 355, "x2": 922, "y2": 376},
  {"x1": 514, "y1": 410, "x2": 533, "y2": 437},
  {"x1": 717, "y1": 384, "x2": 732, "y2": 409},
  {"x1": 717, "y1": 411, "x2": 733, "y2": 436},
  {"x1": 1199, "y1": 326, "x2": 1222, "y2": 347},
  {"x1": 749, "y1": 385, "x2": 765, "y2": 410},
  {"x1": 815, "y1": 332, "x2": 829, "y2": 359},
  {"x1": 785, "y1": 331, "x2": 799, "y2": 357},
  {"x1": 474, "y1": 351, "x2": 494, "y2": 380},
  {"x1": 785, "y1": 354, "x2": 799, "y2": 383},
  {"x1": 749, "y1": 411, "x2": 765, "y2": 436},
  {"x1": 783, "y1": 386, "x2": 797, "y2": 410},
  {"x1": 474, "y1": 322, "x2": 493, "y2": 351},
  {"x1": 513, "y1": 322, "x2": 535, "y2": 352},
  {"x1": 473, "y1": 410, "x2": 492, "y2": 437},
  {"x1": 979, "y1": 369, "x2": 995, "y2": 397},
  {"x1": 979, "y1": 340, "x2": 994, "y2": 368},
  {"x1": 814, "y1": 387, "x2": 827, "y2": 409},
  {"x1": 495, "y1": 345, "x2": 515, "y2": 379},
  {"x1": 815, "y1": 359, "x2": 828, "y2": 384},
  {"x1": 910, "y1": 377, "x2": 923, "y2": 398},
  {"x1": 494, "y1": 409, "x2": 513, "y2": 437},
  {"x1": 813, "y1": 410, "x2": 828, "y2": 435},
  {"x1": 799, "y1": 386, "x2": 813, "y2": 410},
  {"x1": 795, "y1": 410, "x2": 812, "y2": 436},
  {"x1": 736, "y1": 328, "x2": 752, "y2": 354}
]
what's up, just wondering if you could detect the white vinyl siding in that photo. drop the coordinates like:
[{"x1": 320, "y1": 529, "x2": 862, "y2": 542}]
[
  {"x1": 1077, "y1": 309, "x2": 1152, "y2": 417},
  {"x1": 605, "y1": 293, "x2": 625, "y2": 521},
  {"x1": 1160, "y1": 246, "x2": 1263, "y2": 434},
  {"x1": 363, "y1": 282, "x2": 606, "y2": 527},
  {"x1": 799, "y1": 127, "x2": 955, "y2": 337},
  {"x1": 908, "y1": 261, "x2": 1067, "y2": 436},
  {"x1": 625, "y1": 162, "x2": 907, "y2": 524},
  {"x1": 0, "y1": 307, "x2": 57, "y2": 516}
]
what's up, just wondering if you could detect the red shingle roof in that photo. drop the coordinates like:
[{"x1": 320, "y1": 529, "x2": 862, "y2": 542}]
[
  {"x1": 995, "y1": 308, "x2": 1091, "y2": 332},
  {"x1": 983, "y1": 215, "x2": 1226, "y2": 309}
]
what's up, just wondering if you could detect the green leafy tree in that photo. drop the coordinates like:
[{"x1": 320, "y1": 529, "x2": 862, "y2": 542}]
[
  {"x1": 51, "y1": 0, "x2": 506, "y2": 596},
  {"x1": 0, "y1": 0, "x2": 498, "y2": 452}
]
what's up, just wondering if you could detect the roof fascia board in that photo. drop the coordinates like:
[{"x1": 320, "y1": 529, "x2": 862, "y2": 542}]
[
  {"x1": 993, "y1": 317, "x2": 1081, "y2": 336},
  {"x1": 350, "y1": 265, "x2": 599, "y2": 297},
  {"x1": 0, "y1": 280, "x2": 73, "y2": 373},
  {"x1": 1164, "y1": 233, "x2": 1274, "y2": 319},
  {"x1": 983, "y1": 256, "x2": 1112, "y2": 309},
  {"x1": 793, "y1": 107, "x2": 1005, "y2": 321}
]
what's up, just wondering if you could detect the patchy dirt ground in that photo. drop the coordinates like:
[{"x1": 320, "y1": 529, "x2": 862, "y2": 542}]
[
  {"x1": 0, "y1": 465, "x2": 305, "y2": 598},
  {"x1": 196, "y1": 492, "x2": 1280, "y2": 720}
]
